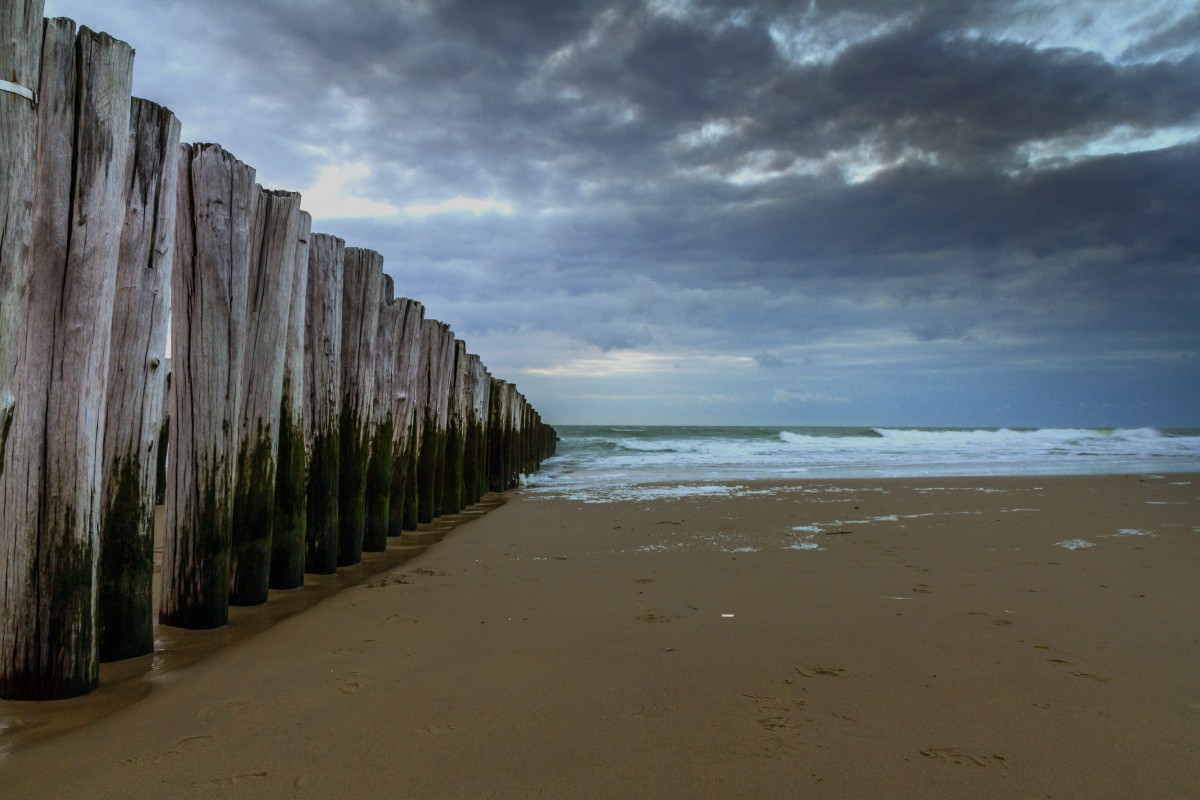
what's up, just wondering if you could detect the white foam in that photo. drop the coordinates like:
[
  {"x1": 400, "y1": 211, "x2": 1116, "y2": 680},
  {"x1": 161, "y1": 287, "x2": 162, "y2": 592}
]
[
  {"x1": 1112, "y1": 528, "x2": 1156, "y2": 537},
  {"x1": 541, "y1": 426, "x2": 1200, "y2": 488},
  {"x1": 1055, "y1": 539, "x2": 1096, "y2": 550},
  {"x1": 784, "y1": 542, "x2": 822, "y2": 551}
]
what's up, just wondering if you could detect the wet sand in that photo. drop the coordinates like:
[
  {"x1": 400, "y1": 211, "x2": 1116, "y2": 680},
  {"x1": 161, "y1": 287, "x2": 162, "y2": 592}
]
[{"x1": 2, "y1": 474, "x2": 1198, "y2": 798}]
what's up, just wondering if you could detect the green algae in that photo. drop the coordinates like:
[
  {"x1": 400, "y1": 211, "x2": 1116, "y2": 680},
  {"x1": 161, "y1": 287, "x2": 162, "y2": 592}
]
[
  {"x1": 442, "y1": 418, "x2": 464, "y2": 515},
  {"x1": 416, "y1": 413, "x2": 441, "y2": 524},
  {"x1": 387, "y1": 438, "x2": 409, "y2": 537},
  {"x1": 3, "y1": 504, "x2": 99, "y2": 700},
  {"x1": 98, "y1": 453, "x2": 154, "y2": 662},
  {"x1": 270, "y1": 395, "x2": 307, "y2": 590},
  {"x1": 363, "y1": 414, "x2": 393, "y2": 552},
  {"x1": 337, "y1": 404, "x2": 368, "y2": 567},
  {"x1": 401, "y1": 438, "x2": 420, "y2": 530},
  {"x1": 230, "y1": 422, "x2": 277, "y2": 606},
  {"x1": 160, "y1": 454, "x2": 233, "y2": 630},
  {"x1": 305, "y1": 422, "x2": 340, "y2": 575}
]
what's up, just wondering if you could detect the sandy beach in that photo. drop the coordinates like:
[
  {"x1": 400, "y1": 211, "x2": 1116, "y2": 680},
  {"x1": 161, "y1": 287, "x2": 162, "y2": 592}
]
[{"x1": 2, "y1": 473, "x2": 1197, "y2": 798}]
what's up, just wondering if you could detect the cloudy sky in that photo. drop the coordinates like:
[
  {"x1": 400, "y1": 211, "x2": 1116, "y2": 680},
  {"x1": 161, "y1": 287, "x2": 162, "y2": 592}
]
[{"x1": 44, "y1": 0, "x2": 1200, "y2": 427}]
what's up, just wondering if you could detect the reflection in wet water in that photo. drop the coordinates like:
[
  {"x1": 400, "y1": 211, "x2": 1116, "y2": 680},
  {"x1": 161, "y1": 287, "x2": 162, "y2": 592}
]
[{"x1": 0, "y1": 498, "x2": 503, "y2": 754}]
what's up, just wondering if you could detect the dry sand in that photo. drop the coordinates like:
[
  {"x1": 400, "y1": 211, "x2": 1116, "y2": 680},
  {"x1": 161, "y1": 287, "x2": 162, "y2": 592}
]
[{"x1": 2, "y1": 473, "x2": 1198, "y2": 798}]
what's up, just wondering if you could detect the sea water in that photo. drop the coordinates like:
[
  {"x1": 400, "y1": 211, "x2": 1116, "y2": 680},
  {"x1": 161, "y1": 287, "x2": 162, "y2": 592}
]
[{"x1": 526, "y1": 426, "x2": 1200, "y2": 500}]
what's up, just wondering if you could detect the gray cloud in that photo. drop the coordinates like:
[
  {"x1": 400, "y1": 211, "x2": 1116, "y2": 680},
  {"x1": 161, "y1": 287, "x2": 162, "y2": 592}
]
[{"x1": 43, "y1": 0, "x2": 1200, "y2": 425}]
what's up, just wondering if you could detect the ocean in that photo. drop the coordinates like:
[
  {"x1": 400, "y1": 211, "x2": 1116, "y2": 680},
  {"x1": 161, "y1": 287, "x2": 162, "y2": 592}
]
[{"x1": 525, "y1": 426, "x2": 1200, "y2": 501}]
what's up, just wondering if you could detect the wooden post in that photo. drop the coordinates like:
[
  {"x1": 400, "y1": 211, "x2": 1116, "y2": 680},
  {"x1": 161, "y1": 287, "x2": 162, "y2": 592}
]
[
  {"x1": 441, "y1": 340, "x2": 469, "y2": 515},
  {"x1": 303, "y1": 233, "x2": 343, "y2": 574},
  {"x1": 508, "y1": 385, "x2": 523, "y2": 488},
  {"x1": 416, "y1": 320, "x2": 453, "y2": 523},
  {"x1": 160, "y1": 142, "x2": 256, "y2": 629},
  {"x1": 269, "y1": 211, "x2": 311, "y2": 590},
  {"x1": 487, "y1": 378, "x2": 506, "y2": 493},
  {"x1": 364, "y1": 274, "x2": 398, "y2": 552},
  {"x1": 229, "y1": 188, "x2": 301, "y2": 606},
  {"x1": 97, "y1": 98, "x2": 180, "y2": 662},
  {"x1": 459, "y1": 355, "x2": 479, "y2": 508},
  {"x1": 431, "y1": 325, "x2": 457, "y2": 517},
  {"x1": 462, "y1": 357, "x2": 490, "y2": 506},
  {"x1": 0, "y1": 20, "x2": 133, "y2": 699},
  {"x1": 338, "y1": 247, "x2": 382, "y2": 566},
  {"x1": 0, "y1": 0, "x2": 43, "y2": 475},
  {"x1": 388, "y1": 298, "x2": 424, "y2": 535},
  {"x1": 0, "y1": 0, "x2": 42, "y2": 695}
]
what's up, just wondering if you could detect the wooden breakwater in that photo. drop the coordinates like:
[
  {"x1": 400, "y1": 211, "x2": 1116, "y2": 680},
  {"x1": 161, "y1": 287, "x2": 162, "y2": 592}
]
[{"x1": 0, "y1": 6, "x2": 557, "y2": 700}]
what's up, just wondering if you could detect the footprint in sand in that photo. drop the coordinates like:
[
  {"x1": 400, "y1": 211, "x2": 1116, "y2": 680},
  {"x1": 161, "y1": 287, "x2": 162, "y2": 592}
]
[
  {"x1": 920, "y1": 747, "x2": 1007, "y2": 768},
  {"x1": 178, "y1": 735, "x2": 214, "y2": 748},
  {"x1": 366, "y1": 576, "x2": 406, "y2": 588},
  {"x1": 744, "y1": 694, "x2": 808, "y2": 731},
  {"x1": 911, "y1": 583, "x2": 932, "y2": 593},
  {"x1": 796, "y1": 666, "x2": 846, "y2": 678},
  {"x1": 757, "y1": 715, "x2": 804, "y2": 731},
  {"x1": 632, "y1": 705, "x2": 673, "y2": 719},
  {"x1": 1070, "y1": 671, "x2": 1111, "y2": 682},
  {"x1": 744, "y1": 694, "x2": 808, "y2": 712},
  {"x1": 190, "y1": 771, "x2": 270, "y2": 792},
  {"x1": 197, "y1": 699, "x2": 252, "y2": 721},
  {"x1": 121, "y1": 734, "x2": 214, "y2": 767},
  {"x1": 338, "y1": 672, "x2": 366, "y2": 693},
  {"x1": 637, "y1": 610, "x2": 669, "y2": 623}
]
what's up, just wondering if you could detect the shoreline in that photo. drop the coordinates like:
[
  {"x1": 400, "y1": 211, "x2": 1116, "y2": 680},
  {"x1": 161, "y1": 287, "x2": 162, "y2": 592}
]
[{"x1": 3, "y1": 473, "x2": 1197, "y2": 798}]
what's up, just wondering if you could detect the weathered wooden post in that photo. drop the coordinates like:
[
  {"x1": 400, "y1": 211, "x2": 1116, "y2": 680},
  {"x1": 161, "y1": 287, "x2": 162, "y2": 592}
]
[
  {"x1": 416, "y1": 320, "x2": 452, "y2": 523},
  {"x1": 508, "y1": 385, "x2": 523, "y2": 488},
  {"x1": 229, "y1": 188, "x2": 301, "y2": 606},
  {"x1": 487, "y1": 378, "x2": 507, "y2": 493},
  {"x1": 432, "y1": 326, "x2": 457, "y2": 517},
  {"x1": 0, "y1": 0, "x2": 40, "y2": 689},
  {"x1": 0, "y1": 20, "x2": 133, "y2": 699},
  {"x1": 0, "y1": 0, "x2": 43, "y2": 473},
  {"x1": 269, "y1": 211, "x2": 311, "y2": 590},
  {"x1": 459, "y1": 354, "x2": 478, "y2": 507},
  {"x1": 441, "y1": 340, "x2": 470, "y2": 515},
  {"x1": 364, "y1": 275, "x2": 398, "y2": 552},
  {"x1": 303, "y1": 233, "x2": 343, "y2": 574},
  {"x1": 388, "y1": 298, "x2": 424, "y2": 535},
  {"x1": 462, "y1": 357, "x2": 490, "y2": 506},
  {"x1": 522, "y1": 401, "x2": 534, "y2": 475},
  {"x1": 160, "y1": 142, "x2": 256, "y2": 629},
  {"x1": 338, "y1": 247, "x2": 382, "y2": 565},
  {"x1": 97, "y1": 98, "x2": 180, "y2": 662}
]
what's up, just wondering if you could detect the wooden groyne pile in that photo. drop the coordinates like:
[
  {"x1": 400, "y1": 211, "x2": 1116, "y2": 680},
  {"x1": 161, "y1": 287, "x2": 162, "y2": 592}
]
[{"x1": 0, "y1": 5, "x2": 557, "y2": 701}]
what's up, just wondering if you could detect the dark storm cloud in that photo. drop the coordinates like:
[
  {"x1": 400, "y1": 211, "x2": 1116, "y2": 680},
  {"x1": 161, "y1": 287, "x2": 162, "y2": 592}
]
[{"x1": 43, "y1": 0, "x2": 1200, "y2": 423}]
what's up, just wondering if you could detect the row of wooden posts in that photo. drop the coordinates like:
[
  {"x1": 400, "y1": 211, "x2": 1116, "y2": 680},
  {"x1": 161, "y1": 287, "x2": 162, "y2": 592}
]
[{"x1": 0, "y1": 7, "x2": 557, "y2": 700}]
